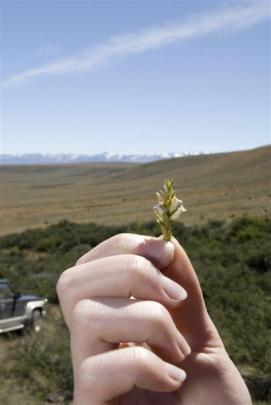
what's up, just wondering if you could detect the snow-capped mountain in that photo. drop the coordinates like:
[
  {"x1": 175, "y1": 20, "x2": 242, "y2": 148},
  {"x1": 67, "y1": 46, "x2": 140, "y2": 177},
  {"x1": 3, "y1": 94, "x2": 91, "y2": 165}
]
[{"x1": 0, "y1": 151, "x2": 208, "y2": 165}]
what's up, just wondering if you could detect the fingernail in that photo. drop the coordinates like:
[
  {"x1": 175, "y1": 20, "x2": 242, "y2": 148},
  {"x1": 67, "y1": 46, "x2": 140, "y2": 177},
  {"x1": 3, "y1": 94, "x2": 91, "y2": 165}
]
[
  {"x1": 165, "y1": 363, "x2": 187, "y2": 383},
  {"x1": 161, "y1": 275, "x2": 187, "y2": 302},
  {"x1": 176, "y1": 332, "x2": 191, "y2": 358}
]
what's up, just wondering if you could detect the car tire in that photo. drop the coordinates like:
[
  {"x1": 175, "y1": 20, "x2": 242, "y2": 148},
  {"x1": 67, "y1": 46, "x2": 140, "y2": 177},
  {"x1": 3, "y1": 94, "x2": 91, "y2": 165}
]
[{"x1": 31, "y1": 309, "x2": 43, "y2": 332}]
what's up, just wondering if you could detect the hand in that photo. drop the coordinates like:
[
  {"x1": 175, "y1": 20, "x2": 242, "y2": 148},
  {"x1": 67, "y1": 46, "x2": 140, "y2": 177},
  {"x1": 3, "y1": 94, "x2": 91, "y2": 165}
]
[{"x1": 57, "y1": 233, "x2": 252, "y2": 405}]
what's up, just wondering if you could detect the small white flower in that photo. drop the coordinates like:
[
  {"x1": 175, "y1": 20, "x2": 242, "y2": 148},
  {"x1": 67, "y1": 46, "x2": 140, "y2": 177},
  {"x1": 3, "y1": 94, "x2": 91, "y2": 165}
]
[
  {"x1": 171, "y1": 197, "x2": 183, "y2": 209},
  {"x1": 153, "y1": 203, "x2": 164, "y2": 217},
  {"x1": 170, "y1": 197, "x2": 186, "y2": 220},
  {"x1": 153, "y1": 178, "x2": 187, "y2": 241},
  {"x1": 171, "y1": 204, "x2": 187, "y2": 220}
]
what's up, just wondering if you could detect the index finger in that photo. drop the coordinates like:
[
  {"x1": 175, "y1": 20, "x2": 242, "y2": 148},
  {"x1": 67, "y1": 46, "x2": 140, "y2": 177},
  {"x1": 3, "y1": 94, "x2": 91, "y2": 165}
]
[{"x1": 76, "y1": 233, "x2": 175, "y2": 270}]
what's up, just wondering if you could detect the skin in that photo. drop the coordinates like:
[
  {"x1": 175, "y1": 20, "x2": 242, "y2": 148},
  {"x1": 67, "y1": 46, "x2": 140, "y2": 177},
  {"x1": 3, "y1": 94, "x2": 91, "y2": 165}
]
[{"x1": 57, "y1": 233, "x2": 252, "y2": 405}]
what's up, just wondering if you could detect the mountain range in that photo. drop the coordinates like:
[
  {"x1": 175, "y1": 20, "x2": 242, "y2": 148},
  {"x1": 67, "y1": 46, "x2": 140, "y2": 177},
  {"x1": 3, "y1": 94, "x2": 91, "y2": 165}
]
[{"x1": 0, "y1": 151, "x2": 211, "y2": 165}]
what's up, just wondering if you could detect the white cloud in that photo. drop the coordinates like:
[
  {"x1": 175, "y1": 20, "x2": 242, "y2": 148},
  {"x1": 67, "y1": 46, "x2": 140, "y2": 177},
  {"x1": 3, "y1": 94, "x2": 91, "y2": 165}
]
[{"x1": 1, "y1": 1, "x2": 270, "y2": 89}]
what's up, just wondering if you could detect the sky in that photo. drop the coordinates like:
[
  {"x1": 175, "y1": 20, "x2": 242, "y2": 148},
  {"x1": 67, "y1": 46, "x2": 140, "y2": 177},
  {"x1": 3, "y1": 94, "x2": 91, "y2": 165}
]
[{"x1": 1, "y1": 0, "x2": 270, "y2": 155}]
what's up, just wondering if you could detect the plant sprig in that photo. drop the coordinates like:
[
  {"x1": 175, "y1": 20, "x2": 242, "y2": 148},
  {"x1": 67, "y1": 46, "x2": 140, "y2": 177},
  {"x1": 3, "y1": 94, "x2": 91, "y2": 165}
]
[{"x1": 153, "y1": 178, "x2": 186, "y2": 241}]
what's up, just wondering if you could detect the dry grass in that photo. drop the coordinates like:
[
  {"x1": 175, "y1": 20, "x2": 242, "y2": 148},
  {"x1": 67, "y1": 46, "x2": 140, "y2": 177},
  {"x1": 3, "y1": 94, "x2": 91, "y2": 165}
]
[
  {"x1": 0, "y1": 145, "x2": 270, "y2": 235},
  {"x1": 0, "y1": 305, "x2": 72, "y2": 404}
]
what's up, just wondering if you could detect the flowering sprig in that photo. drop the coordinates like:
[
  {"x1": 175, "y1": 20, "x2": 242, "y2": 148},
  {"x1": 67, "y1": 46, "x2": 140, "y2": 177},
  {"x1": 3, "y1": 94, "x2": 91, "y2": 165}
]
[{"x1": 153, "y1": 179, "x2": 186, "y2": 241}]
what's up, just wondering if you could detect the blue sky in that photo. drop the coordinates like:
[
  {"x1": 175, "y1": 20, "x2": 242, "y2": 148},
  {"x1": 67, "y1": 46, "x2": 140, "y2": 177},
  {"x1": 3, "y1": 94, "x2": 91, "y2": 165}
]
[{"x1": 1, "y1": 0, "x2": 270, "y2": 155}]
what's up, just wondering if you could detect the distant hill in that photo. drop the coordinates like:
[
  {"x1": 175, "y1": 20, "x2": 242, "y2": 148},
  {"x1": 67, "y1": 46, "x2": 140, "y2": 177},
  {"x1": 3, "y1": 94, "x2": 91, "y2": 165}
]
[
  {"x1": 0, "y1": 151, "x2": 208, "y2": 165},
  {"x1": 0, "y1": 145, "x2": 270, "y2": 235}
]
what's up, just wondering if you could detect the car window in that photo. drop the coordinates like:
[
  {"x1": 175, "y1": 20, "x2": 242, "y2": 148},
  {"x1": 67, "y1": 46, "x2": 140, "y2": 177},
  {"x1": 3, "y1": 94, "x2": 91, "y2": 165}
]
[{"x1": 0, "y1": 284, "x2": 14, "y2": 299}]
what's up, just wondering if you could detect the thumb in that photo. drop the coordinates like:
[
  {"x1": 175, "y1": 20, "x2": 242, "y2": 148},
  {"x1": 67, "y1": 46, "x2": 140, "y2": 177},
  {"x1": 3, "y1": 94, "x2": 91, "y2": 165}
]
[{"x1": 163, "y1": 237, "x2": 221, "y2": 348}]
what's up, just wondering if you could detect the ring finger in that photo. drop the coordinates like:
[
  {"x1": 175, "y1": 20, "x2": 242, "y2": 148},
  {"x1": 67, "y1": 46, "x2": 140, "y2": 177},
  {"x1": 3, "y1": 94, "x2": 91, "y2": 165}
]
[{"x1": 71, "y1": 297, "x2": 191, "y2": 381}]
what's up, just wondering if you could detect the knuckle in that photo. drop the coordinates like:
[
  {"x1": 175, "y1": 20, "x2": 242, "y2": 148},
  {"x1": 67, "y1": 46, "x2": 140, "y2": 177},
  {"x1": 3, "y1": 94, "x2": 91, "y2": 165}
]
[
  {"x1": 127, "y1": 254, "x2": 149, "y2": 281},
  {"x1": 71, "y1": 299, "x2": 100, "y2": 332},
  {"x1": 56, "y1": 268, "x2": 74, "y2": 300},
  {"x1": 130, "y1": 346, "x2": 152, "y2": 366},
  {"x1": 76, "y1": 249, "x2": 92, "y2": 265},
  {"x1": 111, "y1": 233, "x2": 131, "y2": 246},
  {"x1": 121, "y1": 347, "x2": 157, "y2": 379},
  {"x1": 78, "y1": 357, "x2": 96, "y2": 385},
  {"x1": 75, "y1": 256, "x2": 84, "y2": 265},
  {"x1": 148, "y1": 301, "x2": 171, "y2": 331}
]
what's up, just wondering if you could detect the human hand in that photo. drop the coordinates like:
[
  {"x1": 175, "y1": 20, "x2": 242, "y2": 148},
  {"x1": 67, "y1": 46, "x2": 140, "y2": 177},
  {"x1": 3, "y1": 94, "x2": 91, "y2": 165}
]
[{"x1": 57, "y1": 234, "x2": 252, "y2": 405}]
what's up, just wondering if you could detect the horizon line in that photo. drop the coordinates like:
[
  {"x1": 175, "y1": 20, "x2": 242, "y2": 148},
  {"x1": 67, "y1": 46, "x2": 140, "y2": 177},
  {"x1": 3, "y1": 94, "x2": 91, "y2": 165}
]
[{"x1": 0, "y1": 144, "x2": 269, "y2": 158}]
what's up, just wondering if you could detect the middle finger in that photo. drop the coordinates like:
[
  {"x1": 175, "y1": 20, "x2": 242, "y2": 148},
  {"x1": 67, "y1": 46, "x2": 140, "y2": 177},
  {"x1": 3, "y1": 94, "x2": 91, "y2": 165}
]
[{"x1": 57, "y1": 254, "x2": 187, "y2": 328}]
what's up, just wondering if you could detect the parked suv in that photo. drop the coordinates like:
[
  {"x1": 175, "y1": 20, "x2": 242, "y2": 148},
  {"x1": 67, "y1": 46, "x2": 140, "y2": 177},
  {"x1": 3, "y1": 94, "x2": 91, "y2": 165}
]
[{"x1": 0, "y1": 279, "x2": 47, "y2": 333}]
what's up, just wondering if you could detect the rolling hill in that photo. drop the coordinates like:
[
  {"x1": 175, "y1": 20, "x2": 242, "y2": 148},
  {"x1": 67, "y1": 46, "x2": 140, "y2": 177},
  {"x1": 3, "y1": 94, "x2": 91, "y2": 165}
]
[{"x1": 0, "y1": 145, "x2": 270, "y2": 235}]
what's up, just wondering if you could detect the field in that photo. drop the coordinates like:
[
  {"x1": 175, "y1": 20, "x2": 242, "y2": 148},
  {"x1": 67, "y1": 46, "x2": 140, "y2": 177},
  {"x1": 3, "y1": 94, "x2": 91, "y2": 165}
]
[
  {"x1": 0, "y1": 145, "x2": 270, "y2": 235},
  {"x1": 0, "y1": 146, "x2": 270, "y2": 403}
]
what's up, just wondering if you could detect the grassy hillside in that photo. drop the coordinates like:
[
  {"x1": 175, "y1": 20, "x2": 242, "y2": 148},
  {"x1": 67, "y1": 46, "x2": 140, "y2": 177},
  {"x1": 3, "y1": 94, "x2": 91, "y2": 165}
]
[
  {"x1": 0, "y1": 217, "x2": 270, "y2": 403},
  {"x1": 0, "y1": 146, "x2": 270, "y2": 235}
]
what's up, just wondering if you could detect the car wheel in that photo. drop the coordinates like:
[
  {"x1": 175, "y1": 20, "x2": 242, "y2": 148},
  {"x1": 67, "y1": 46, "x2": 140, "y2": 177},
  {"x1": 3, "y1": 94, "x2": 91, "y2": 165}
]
[{"x1": 31, "y1": 309, "x2": 43, "y2": 332}]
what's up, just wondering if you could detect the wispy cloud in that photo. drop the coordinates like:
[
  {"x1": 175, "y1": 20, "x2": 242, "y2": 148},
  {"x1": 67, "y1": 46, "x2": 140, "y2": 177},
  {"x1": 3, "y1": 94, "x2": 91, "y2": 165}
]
[{"x1": 1, "y1": 1, "x2": 270, "y2": 89}]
